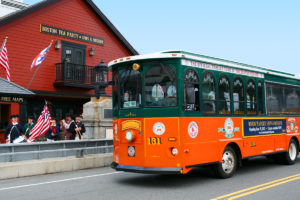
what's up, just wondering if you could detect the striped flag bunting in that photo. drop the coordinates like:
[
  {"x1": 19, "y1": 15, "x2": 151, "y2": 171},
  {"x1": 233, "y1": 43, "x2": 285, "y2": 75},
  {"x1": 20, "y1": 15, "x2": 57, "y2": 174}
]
[
  {"x1": 28, "y1": 103, "x2": 51, "y2": 142},
  {"x1": 0, "y1": 37, "x2": 10, "y2": 81}
]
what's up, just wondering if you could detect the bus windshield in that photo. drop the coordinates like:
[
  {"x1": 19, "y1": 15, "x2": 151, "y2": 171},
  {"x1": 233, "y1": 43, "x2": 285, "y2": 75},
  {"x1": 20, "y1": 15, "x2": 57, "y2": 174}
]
[
  {"x1": 119, "y1": 67, "x2": 142, "y2": 108},
  {"x1": 145, "y1": 62, "x2": 177, "y2": 107},
  {"x1": 117, "y1": 62, "x2": 177, "y2": 109}
]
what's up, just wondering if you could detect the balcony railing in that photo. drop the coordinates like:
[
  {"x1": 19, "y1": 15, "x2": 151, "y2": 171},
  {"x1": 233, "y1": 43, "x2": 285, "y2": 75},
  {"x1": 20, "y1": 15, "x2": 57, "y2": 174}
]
[{"x1": 54, "y1": 63, "x2": 100, "y2": 88}]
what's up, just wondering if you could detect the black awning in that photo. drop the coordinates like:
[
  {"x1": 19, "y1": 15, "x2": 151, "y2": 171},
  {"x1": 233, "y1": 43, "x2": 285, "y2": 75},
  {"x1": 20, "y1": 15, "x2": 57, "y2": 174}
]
[{"x1": 0, "y1": 77, "x2": 35, "y2": 97}]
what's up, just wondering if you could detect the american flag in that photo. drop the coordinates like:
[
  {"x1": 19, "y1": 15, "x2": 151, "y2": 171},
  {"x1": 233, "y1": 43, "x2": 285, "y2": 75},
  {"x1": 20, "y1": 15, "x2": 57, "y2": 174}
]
[
  {"x1": 28, "y1": 103, "x2": 51, "y2": 142},
  {"x1": 30, "y1": 41, "x2": 52, "y2": 70},
  {"x1": 0, "y1": 37, "x2": 10, "y2": 81}
]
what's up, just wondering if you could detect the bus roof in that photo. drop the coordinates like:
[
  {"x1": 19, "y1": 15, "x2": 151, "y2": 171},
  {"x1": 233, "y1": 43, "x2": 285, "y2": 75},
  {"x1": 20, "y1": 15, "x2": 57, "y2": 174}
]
[{"x1": 108, "y1": 50, "x2": 300, "y2": 80}]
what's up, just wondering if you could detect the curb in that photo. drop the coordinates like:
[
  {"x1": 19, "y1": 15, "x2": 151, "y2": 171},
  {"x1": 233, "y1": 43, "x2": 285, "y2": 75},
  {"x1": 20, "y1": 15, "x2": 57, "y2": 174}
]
[{"x1": 0, "y1": 153, "x2": 113, "y2": 180}]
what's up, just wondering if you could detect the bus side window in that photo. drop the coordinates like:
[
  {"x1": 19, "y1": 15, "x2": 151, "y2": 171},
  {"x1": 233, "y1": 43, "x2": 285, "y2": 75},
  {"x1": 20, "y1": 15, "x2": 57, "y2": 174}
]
[
  {"x1": 218, "y1": 75, "x2": 231, "y2": 115},
  {"x1": 246, "y1": 80, "x2": 257, "y2": 115},
  {"x1": 285, "y1": 88, "x2": 300, "y2": 114},
  {"x1": 183, "y1": 69, "x2": 199, "y2": 112},
  {"x1": 233, "y1": 78, "x2": 244, "y2": 115},
  {"x1": 257, "y1": 81, "x2": 264, "y2": 115},
  {"x1": 266, "y1": 82, "x2": 300, "y2": 115},
  {"x1": 202, "y1": 72, "x2": 216, "y2": 114}
]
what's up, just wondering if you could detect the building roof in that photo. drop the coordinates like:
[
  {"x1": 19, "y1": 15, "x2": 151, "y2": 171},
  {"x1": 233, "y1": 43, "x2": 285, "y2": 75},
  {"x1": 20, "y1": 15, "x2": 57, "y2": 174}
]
[
  {"x1": 0, "y1": 77, "x2": 35, "y2": 96},
  {"x1": 108, "y1": 50, "x2": 300, "y2": 80},
  {"x1": 0, "y1": 0, "x2": 138, "y2": 55}
]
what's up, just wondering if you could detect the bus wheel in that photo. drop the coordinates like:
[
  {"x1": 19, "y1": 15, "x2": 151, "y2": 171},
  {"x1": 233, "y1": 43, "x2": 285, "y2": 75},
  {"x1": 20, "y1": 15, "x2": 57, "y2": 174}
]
[
  {"x1": 282, "y1": 139, "x2": 298, "y2": 165},
  {"x1": 215, "y1": 146, "x2": 237, "y2": 179}
]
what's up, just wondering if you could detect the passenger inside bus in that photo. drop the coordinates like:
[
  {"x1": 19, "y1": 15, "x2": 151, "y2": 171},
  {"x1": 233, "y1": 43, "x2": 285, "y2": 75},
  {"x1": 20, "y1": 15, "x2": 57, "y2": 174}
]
[{"x1": 145, "y1": 63, "x2": 177, "y2": 107}]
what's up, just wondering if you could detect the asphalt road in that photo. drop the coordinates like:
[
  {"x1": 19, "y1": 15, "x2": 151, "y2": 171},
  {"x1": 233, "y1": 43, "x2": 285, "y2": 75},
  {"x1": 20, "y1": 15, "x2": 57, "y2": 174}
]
[{"x1": 1, "y1": 156, "x2": 300, "y2": 200}]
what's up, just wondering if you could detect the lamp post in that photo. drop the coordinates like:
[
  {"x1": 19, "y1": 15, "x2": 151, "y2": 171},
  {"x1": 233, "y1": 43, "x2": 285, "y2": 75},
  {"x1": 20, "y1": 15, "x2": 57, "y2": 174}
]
[{"x1": 94, "y1": 60, "x2": 109, "y2": 99}]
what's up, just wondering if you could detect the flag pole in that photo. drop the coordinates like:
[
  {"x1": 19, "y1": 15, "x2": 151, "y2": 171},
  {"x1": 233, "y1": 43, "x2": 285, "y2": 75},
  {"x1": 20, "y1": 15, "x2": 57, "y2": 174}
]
[
  {"x1": 27, "y1": 64, "x2": 41, "y2": 89},
  {"x1": 0, "y1": 36, "x2": 7, "y2": 51},
  {"x1": 26, "y1": 40, "x2": 53, "y2": 89}
]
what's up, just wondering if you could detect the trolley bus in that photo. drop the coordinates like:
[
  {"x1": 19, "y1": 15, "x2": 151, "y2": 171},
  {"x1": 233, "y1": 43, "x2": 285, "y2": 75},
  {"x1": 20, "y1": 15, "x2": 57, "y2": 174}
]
[{"x1": 109, "y1": 51, "x2": 300, "y2": 178}]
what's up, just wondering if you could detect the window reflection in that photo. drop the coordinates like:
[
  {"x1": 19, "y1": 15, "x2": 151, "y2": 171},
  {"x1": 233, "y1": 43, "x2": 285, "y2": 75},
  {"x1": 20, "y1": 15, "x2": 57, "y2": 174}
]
[
  {"x1": 202, "y1": 72, "x2": 216, "y2": 114},
  {"x1": 183, "y1": 69, "x2": 199, "y2": 112},
  {"x1": 233, "y1": 78, "x2": 244, "y2": 115},
  {"x1": 119, "y1": 67, "x2": 142, "y2": 108},
  {"x1": 218, "y1": 75, "x2": 231, "y2": 115}
]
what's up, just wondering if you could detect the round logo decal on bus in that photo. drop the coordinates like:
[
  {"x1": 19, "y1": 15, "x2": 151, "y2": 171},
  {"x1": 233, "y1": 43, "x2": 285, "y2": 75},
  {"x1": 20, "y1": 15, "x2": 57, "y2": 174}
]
[
  {"x1": 153, "y1": 122, "x2": 166, "y2": 135},
  {"x1": 188, "y1": 121, "x2": 199, "y2": 138},
  {"x1": 225, "y1": 118, "x2": 234, "y2": 136},
  {"x1": 287, "y1": 118, "x2": 298, "y2": 133},
  {"x1": 218, "y1": 118, "x2": 240, "y2": 138},
  {"x1": 128, "y1": 146, "x2": 135, "y2": 157}
]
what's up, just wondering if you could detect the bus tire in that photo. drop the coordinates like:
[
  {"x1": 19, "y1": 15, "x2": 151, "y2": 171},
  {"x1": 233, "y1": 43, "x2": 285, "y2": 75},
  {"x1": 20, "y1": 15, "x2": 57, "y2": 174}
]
[
  {"x1": 215, "y1": 146, "x2": 237, "y2": 179},
  {"x1": 282, "y1": 139, "x2": 298, "y2": 165}
]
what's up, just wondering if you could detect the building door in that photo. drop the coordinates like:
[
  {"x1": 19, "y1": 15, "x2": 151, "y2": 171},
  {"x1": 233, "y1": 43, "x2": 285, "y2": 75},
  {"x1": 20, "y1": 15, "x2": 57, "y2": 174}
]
[
  {"x1": 62, "y1": 41, "x2": 86, "y2": 83},
  {"x1": 0, "y1": 104, "x2": 10, "y2": 143},
  {"x1": 52, "y1": 100, "x2": 78, "y2": 121}
]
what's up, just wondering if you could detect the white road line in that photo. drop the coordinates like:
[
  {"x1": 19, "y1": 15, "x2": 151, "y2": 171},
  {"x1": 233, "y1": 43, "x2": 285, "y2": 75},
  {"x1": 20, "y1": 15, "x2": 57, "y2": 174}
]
[{"x1": 0, "y1": 171, "x2": 123, "y2": 191}]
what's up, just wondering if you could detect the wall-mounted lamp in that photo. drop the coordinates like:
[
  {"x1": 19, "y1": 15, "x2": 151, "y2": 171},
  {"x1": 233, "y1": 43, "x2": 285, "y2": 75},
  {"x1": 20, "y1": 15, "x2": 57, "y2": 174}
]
[
  {"x1": 89, "y1": 48, "x2": 95, "y2": 56},
  {"x1": 55, "y1": 40, "x2": 61, "y2": 50}
]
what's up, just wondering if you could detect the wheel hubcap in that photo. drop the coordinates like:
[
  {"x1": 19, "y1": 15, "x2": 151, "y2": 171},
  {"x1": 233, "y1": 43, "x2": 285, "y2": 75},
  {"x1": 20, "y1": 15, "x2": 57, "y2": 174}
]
[
  {"x1": 289, "y1": 143, "x2": 297, "y2": 161},
  {"x1": 222, "y1": 151, "x2": 235, "y2": 174}
]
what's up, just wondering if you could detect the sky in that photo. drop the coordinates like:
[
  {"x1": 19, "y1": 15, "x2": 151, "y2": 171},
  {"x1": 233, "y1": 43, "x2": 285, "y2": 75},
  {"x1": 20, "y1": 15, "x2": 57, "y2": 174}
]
[{"x1": 24, "y1": 0, "x2": 300, "y2": 74}]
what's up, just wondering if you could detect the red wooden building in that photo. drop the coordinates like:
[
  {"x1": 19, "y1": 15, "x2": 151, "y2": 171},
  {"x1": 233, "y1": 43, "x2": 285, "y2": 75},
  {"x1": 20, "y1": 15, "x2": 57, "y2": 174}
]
[{"x1": 0, "y1": 0, "x2": 137, "y2": 125}]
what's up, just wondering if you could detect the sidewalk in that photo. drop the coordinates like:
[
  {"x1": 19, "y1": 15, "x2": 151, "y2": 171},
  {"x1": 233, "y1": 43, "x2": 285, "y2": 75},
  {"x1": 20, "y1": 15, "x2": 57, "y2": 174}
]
[{"x1": 0, "y1": 153, "x2": 113, "y2": 180}]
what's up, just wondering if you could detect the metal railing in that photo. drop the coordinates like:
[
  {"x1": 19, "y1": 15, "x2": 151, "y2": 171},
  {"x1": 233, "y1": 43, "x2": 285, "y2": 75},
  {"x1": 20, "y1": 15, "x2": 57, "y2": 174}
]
[
  {"x1": 55, "y1": 63, "x2": 100, "y2": 88},
  {"x1": 0, "y1": 139, "x2": 113, "y2": 163}
]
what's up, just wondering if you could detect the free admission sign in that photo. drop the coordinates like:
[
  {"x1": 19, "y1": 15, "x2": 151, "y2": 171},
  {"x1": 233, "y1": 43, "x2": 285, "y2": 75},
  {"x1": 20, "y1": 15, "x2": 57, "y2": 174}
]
[{"x1": 243, "y1": 118, "x2": 286, "y2": 137}]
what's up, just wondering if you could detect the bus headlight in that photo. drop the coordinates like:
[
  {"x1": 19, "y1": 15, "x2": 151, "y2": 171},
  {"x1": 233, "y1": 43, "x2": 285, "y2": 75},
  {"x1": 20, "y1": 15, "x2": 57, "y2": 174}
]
[
  {"x1": 125, "y1": 130, "x2": 134, "y2": 142},
  {"x1": 171, "y1": 147, "x2": 178, "y2": 156}
]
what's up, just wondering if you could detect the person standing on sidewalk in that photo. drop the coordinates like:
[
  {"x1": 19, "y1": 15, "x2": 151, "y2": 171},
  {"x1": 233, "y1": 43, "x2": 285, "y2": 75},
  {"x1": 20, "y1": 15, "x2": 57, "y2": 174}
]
[
  {"x1": 5, "y1": 115, "x2": 23, "y2": 143},
  {"x1": 61, "y1": 114, "x2": 74, "y2": 140},
  {"x1": 46, "y1": 118, "x2": 60, "y2": 142},
  {"x1": 23, "y1": 115, "x2": 34, "y2": 139},
  {"x1": 69, "y1": 115, "x2": 86, "y2": 140}
]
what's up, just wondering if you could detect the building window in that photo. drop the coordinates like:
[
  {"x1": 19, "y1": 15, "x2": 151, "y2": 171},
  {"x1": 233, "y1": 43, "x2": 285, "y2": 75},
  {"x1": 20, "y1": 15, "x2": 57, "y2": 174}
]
[
  {"x1": 233, "y1": 78, "x2": 244, "y2": 115},
  {"x1": 61, "y1": 41, "x2": 86, "y2": 83},
  {"x1": 183, "y1": 69, "x2": 200, "y2": 112},
  {"x1": 218, "y1": 75, "x2": 231, "y2": 115},
  {"x1": 246, "y1": 80, "x2": 257, "y2": 115},
  {"x1": 145, "y1": 63, "x2": 177, "y2": 107},
  {"x1": 202, "y1": 72, "x2": 216, "y2": 114}
]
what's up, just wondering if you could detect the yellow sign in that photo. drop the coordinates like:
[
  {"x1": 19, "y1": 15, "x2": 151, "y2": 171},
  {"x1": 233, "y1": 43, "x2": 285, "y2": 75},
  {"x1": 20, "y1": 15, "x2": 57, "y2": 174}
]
[
  {"x1": 122, "y1": 120, "x2": 141, "y2": 131},
  {"x1": 40, "y1": 24, "x2": 104, "y2": 46},
  {"x1": 0, "y1": 96, "x2": 24, "y2": 103}
]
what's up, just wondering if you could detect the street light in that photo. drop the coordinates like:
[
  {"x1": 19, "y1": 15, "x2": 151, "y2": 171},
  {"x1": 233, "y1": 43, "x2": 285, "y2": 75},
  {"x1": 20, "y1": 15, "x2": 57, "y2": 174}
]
[{"x1": 94, "y1": 60, "x2": 109, "y2": 99}]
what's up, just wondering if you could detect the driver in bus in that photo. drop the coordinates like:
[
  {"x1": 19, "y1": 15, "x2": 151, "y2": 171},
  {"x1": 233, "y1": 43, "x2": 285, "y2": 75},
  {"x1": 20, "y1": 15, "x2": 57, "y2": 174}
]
[{"x1": 152, "y1": 83, "x2": 164, "y2": 101}]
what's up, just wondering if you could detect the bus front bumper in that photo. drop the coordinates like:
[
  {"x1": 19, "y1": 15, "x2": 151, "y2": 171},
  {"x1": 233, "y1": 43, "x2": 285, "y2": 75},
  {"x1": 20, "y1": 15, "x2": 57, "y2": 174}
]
[{"x1": 111, "y1": 162, "x2": 183, "y2": 174}]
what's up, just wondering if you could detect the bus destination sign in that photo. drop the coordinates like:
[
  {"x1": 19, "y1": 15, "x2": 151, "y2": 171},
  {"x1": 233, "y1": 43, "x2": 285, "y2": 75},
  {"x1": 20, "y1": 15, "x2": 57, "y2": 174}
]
[{"x1": 182, "y1": 59, "x2": 264, "y2": 78}]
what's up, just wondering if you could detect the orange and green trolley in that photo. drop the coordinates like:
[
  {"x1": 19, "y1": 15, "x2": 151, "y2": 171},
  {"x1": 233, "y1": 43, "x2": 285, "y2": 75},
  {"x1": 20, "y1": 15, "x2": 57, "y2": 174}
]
[{"x1": 109, "y1": 51, "x2": 300, "y2": 178}]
